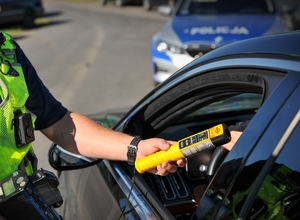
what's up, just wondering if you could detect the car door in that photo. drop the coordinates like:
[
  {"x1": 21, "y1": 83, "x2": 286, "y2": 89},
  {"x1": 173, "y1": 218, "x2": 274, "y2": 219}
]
[
  {"x1": 193, "y1": 70, "x2": 300, "y2": 219},
  {"x1": 58, "y1": 66, "x2": 293, "y2": 219}
]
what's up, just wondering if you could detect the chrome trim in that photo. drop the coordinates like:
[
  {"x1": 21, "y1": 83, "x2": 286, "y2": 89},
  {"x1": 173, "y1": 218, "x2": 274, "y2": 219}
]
[
  {"x1": 272, "y1": 109, "x2": 300, "y2": 157},
  {"x1": 115, "y1": 57, "x2": 300, "y2": 131},
  {"x1": 103, "y1": 160, "x2": 159, "y2": 220}
]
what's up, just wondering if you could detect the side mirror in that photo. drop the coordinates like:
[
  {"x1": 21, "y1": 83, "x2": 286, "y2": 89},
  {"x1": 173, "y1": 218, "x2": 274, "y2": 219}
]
[{"x1": 48, "y1": 143, "x2": 101, "y2": 170}]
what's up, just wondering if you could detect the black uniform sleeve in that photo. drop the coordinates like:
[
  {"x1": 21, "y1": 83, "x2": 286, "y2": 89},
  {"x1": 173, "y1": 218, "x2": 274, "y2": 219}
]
[{"x1": 14, "y1": 41, "x2": 68, "y2": 130}]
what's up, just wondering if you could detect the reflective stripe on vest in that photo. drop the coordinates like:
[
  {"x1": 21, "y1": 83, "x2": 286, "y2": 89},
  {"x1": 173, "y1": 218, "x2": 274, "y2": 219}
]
[{"x1": 0, "y1": 32, "x2": 36, "y2": 180}]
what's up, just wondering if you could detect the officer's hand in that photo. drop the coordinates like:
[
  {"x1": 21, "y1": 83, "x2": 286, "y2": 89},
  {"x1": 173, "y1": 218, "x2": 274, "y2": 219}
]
[{"x1": 136, "y1": 138, "x2": 186, "y2": 176}]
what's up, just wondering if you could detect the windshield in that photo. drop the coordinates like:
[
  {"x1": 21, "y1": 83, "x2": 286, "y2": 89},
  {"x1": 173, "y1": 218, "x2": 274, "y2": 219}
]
[{"x1": 177, "y1": 0, "x2": 275, "y2": 15}]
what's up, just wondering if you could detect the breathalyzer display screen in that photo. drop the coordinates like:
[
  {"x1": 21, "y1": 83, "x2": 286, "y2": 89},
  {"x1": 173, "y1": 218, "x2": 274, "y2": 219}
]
[
  {"x1": 179, "y1": 131, "x2": 208, "y2": 149},
  {"x1": 2, "y1": 178, "x2": 15, "y2": 197}
]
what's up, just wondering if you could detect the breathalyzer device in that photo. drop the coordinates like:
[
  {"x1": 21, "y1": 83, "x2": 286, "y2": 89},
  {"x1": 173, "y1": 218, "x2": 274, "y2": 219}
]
[{"x1": 135, "y1": 124, "x2": 231, "y2": 173}]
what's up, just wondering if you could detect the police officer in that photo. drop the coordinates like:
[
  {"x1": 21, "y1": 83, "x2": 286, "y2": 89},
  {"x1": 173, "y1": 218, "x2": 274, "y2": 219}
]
[
  {"x1": 0, "y1": 31, "x2": 185, "y2": 219},
  {"x1": 0, "y1": 31, "x2": 185, "y2": 172}
]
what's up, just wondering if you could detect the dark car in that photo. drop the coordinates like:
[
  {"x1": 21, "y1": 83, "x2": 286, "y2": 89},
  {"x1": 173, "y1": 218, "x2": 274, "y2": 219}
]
[
  {"x1": 49, "y1": 31, "x2": 300, "y2": 219},
  {"x1": 0, "y1": 0, "x2": 44, "y2": 28}
]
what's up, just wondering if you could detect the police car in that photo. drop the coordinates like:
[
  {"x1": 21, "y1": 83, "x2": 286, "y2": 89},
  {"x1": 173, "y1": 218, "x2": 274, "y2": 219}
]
[{"x1": 150, "y1": 0, "x2": 291, "y2": 85}]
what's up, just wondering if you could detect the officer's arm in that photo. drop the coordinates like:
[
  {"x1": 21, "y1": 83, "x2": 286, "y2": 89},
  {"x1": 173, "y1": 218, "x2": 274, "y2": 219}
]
[
  {"x1": 40, "y1": 111, "x2": 137, "y2": 160},
  {"x1": 40, "y1": 111, "x2": 185, "y2": 175}
]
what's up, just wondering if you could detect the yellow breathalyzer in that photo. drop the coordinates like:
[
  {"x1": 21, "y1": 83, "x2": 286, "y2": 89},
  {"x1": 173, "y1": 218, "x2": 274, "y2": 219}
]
[{"x1": 135, "y1": 124, "x2": 231, "y2": 173}]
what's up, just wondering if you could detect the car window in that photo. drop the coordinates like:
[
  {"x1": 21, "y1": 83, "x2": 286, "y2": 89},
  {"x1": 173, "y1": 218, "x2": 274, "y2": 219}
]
[{"x1": 177, "y1": 0, "x2": 275, "y2": 15}]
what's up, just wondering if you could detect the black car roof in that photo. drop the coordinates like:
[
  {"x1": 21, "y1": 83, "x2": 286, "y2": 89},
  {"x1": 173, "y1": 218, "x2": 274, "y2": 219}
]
[{"x1": 182, "y1": 31, "x2": 300, "y2": 71}]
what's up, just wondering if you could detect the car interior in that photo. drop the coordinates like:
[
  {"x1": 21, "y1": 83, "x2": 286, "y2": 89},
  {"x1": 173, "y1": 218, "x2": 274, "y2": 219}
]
[{"x1": 120, "y1": 68, "x2": 286, "y2": 219}]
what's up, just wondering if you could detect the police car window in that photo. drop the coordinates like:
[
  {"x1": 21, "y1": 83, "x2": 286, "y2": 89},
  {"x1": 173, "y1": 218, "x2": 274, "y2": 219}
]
[{"x1": 178, "y1": 0, "x2": 274, "y2": 15}]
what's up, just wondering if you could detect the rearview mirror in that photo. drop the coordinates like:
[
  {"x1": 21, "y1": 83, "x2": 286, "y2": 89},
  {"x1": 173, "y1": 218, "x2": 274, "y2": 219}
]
[{"x1": 48, "y1": 143, "x2": 101, "y2": 170}]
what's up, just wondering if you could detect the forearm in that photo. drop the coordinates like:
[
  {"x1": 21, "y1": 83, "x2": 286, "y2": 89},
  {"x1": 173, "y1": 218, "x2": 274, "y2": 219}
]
[
  {"x1": 41, "y1": 111, "x2": 185, "y2": 175},
  {"x1": 41, "y1": 111, "x2": 134, "y2": 161}
]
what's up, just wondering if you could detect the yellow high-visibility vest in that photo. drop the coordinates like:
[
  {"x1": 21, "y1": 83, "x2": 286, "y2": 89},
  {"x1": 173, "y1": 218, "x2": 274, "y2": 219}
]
[{"x1": 0, "y1": 32, "x2": 36, "y2": 180}]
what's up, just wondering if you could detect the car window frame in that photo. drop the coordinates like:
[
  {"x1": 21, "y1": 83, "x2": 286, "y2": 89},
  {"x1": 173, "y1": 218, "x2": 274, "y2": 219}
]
[{"x1": 127, "y1": 68, "x2": 285, "y2": 138}]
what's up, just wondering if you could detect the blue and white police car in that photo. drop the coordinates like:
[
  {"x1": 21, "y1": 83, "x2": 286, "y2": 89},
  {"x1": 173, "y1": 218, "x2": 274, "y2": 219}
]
[{"x1": 150, "y1": 0, "x2": 290, "y2": 85}]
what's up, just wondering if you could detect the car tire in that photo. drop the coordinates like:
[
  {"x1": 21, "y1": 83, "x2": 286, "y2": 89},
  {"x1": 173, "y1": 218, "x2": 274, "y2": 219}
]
[
  {"x1": 22, "y1": 10, "x2": 35, "y2": 29},
  {"x1": 143, "y1": 0, "x2": 151, "y2": 11},
  {"x1": 100, "y1": 0, "x2": 108, "y2": 5},
  {"x1": 115, "y1": 0, "x2": 125, "y2": 7}
]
